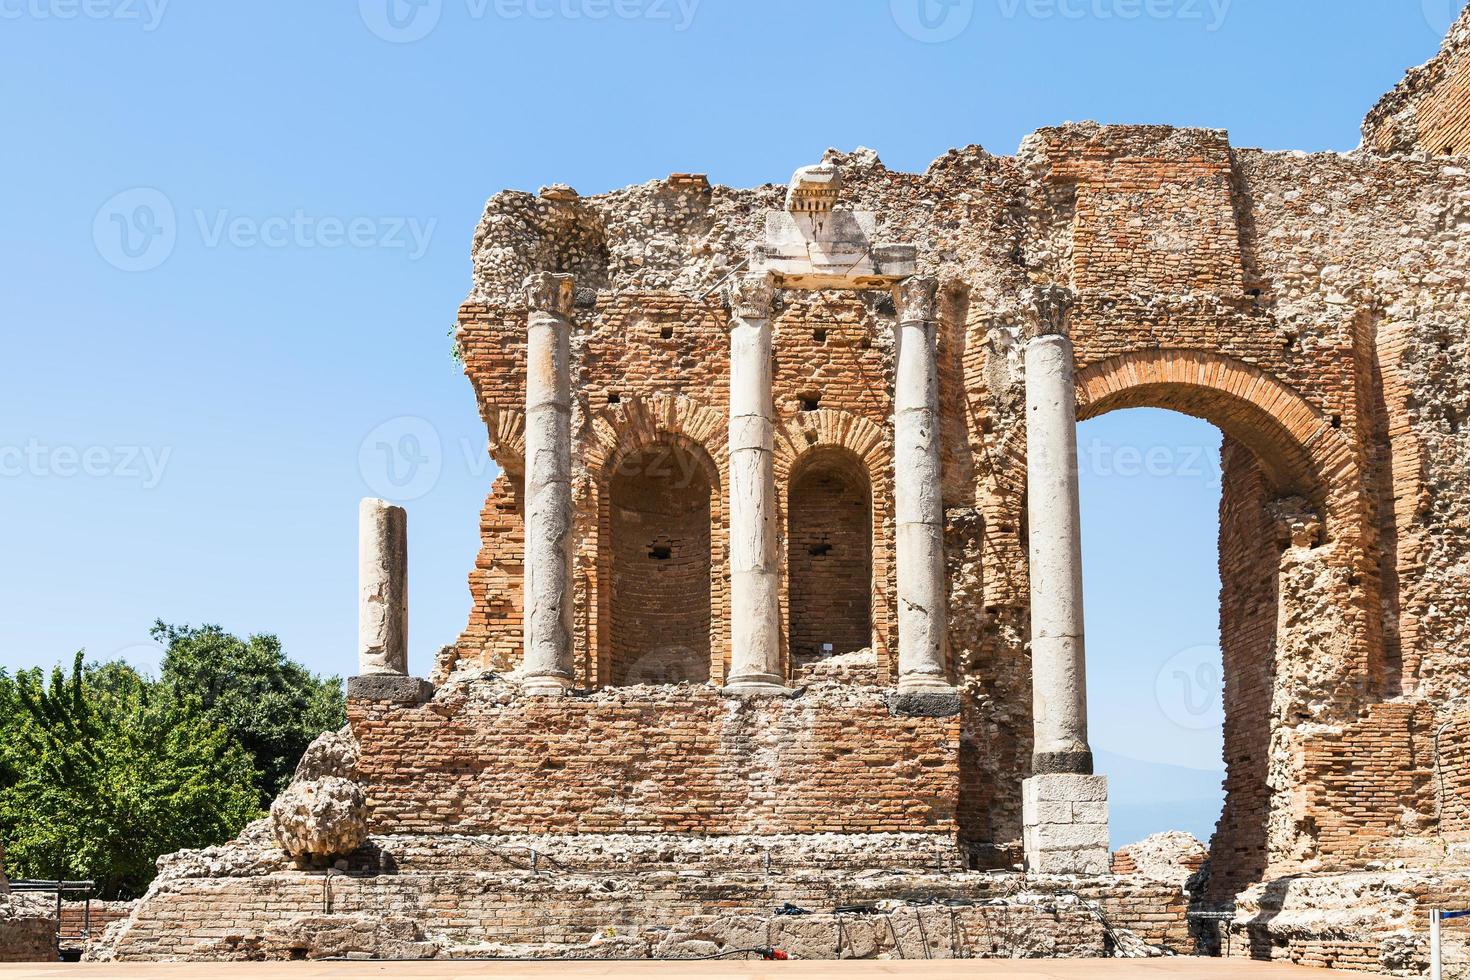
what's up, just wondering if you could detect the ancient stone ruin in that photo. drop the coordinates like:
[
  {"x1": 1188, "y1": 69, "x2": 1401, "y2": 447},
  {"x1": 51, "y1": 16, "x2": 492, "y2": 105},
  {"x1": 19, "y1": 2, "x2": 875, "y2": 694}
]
[{"x1": 94, "y1": 7, "x2": 1470, "y2": 971}]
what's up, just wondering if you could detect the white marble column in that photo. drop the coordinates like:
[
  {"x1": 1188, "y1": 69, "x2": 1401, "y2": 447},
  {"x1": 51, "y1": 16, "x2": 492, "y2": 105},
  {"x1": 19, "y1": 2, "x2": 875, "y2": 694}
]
[
  {"x1": 521, "y1": 272, "x2": 577, "y2": 696},
  {"x1": 723, "y1": 272, "x2": 787, "y2": 696},
  {"x1": 1021, "y1": 285, "x2": 1108, "y2": 876},
  {"x1": 894, "y1": 276, "x2": 953, "y2": 695},
  {"x1": 359, "y1": 497, "x2": 407, "y2": 676},
  {"x1": 1024, "y1": 286, "x2": 1092, "y2": 774}
]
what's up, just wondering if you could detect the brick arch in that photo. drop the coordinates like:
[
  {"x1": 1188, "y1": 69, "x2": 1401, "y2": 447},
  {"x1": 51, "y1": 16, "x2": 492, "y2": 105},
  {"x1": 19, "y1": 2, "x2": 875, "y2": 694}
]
[
  {"x1": 1073, "y1": 348, "x2": 1379, "y2": 892},
  {"x1": 582, "y1": 394, "x2": 730, "y2": 687},
  {"x1": 1075, "y1": 350, "x2": 1359, "y2": 542},
  {"x1": 774, "y1": 409, "x2": 897, "y2": 679}
]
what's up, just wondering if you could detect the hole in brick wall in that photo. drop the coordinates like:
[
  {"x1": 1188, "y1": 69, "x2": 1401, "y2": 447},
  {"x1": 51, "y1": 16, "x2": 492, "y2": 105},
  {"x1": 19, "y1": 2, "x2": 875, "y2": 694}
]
[
  {"x1": 813, "y1": 328, "x2": 828, "y2": 343},
  {"x1": 1331, "y1": 414, "x2": 1342, "y2": 430},
  {"x1": 648, "y1": 544, "x2": 673, "y2": 561},
  {"x1": 859, "y1": 337, "x2": 872, "y2": 350},
  {"x1": 660, "y1": 325, "x2": 674, "y2": 340},
  {"x1": 1248, "y1": 288, "x2": 1262, "y2": 298},
  {"x1": 607, "y1": 393, "x2": 621, "y2": 405},
  {"x1": 808, "y1": 542, "x2": 832, "y2": 557},
  {"x1": 800, "y1": 393, "x2": 821, "y2": 412},
  {"x1": 1445, "y1": 145, "x2": 1455, "y2": 157}
]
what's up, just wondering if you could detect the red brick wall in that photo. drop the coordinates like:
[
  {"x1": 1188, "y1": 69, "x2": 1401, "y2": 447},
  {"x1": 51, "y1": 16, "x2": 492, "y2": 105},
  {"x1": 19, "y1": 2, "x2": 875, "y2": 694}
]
[
  {"x1": 1299, "y1": 702, "x2": 1436, "y2": 860},
  {"x1": 350, "y1": 686, "x2": 960, "y2": 836},
  {"x1": 1208, "y1": 439, "x2": 1279, "y2": 899},
  {"x1": 609, "y1": 443, "x2": 713, "y2": 685},
  {"x1": 788, "y1": 450, "x2": 872, "y2": 673},
  {"x1": 453, "y1": 472, "x2": 524, "y2": 676}
]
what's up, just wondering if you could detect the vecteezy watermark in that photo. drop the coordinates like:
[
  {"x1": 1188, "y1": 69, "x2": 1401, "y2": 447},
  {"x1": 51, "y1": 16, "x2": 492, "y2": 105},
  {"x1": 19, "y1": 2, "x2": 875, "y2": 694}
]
[
  {"x1": 1423, "y1": 0, "x2": 1462, "y2": 36},
  {"x1": 0, "y1": 0, "x2": 168, "y2": 30},
  {"x1": 0, "y1": 440, "x2": 172, "y2": 489},
  {"x1": 997, "y1": 0, "x2": 1230, "y2": 31},
  {"x1": 1154, "y1": 644, "x2": 1224, "y2": 732},
  {"x1": 94, "y1": 188, "x2": 437, "y2": 272},
  {"x1": 359, "y1": 416, "x2": 444, "y2": 502},
  {"x1": 1078, "y1": 438, "x2": 1221, "y2": 484},
  {"x1": 891, "y1": 0, "x2": 975, "y2": 42},
  {"x1": 194, "y1": 210, "x2": 435, "y2": 260},
  {"x1": 110, "y1": 641, "x2": 167, "y2": 678},
  {"x1": 94, "y1": 188, "x2": 176, "y2": 273},
  {"x1": 360, "y1": 0, "x2": 699, "y2": 43}
]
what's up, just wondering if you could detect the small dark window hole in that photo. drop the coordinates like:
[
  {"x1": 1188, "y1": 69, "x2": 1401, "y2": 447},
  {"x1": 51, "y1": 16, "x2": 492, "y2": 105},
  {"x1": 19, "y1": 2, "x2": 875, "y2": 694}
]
[
  {"x1": 800, "y1": 395, "x2": 821, "y2": 412},
  {"x1": 808, "y1": 543, "x2": 832, "y2": 557},
  {"x1": 1331, "y1": 414, "x2": 1342, "y2": 429},
  {"x1": 607, "y1": 392, "x2": 621, "y2": 405},
  {"x1": 813, "y1": 328, "x2": 828, "y2": 343},
  {"x1": 649, "y1": 545, "x2": 672, "y2": 561},
  {"x1": 660, "y1": 325, "x2": 674, "y2": 340}
]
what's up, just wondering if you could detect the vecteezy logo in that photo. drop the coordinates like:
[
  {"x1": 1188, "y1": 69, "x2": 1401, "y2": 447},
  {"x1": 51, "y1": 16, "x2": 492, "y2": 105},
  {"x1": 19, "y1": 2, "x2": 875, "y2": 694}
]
[
  {"x1": 1423, "y1": 0, "x2": 1463, "y2": 36},
  {"x1": 360, "y1": 0, "x2": 442, "y2": 42},
  {"x1": 93, "y1": 188, "x2": 176, "y2": 272},
  {"x1": 1154, "y1": 644, "x2": 1224, "y2": 732},
  {"x1": 111, "y1": 641, "x2": 168, "y2": 679},
  {"x1": 891, "y1": 0, "x2": 974, "y2": 42},
  {"x1": 359, "y1": 416, "x2": 443, "y2": 501}
]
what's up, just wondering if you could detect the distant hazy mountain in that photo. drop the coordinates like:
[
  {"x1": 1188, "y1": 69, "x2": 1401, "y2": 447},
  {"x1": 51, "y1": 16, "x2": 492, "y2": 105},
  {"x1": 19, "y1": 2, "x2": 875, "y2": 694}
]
[{"x1": 1094, "y1": 749, "x2": 1225, "y2": 850}]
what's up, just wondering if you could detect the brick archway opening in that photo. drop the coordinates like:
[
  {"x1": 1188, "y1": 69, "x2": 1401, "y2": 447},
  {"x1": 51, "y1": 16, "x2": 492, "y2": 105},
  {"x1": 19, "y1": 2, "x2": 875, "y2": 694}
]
[
  {"x1": 607, "y1": 440, "x2": 714, "y2": 686},
  {"x1": 787, "y1": 447, "x2": 873, "y2": 678},
  {"x1": 1074, "y1": 350, "x2": 1363, "y2": 903}
]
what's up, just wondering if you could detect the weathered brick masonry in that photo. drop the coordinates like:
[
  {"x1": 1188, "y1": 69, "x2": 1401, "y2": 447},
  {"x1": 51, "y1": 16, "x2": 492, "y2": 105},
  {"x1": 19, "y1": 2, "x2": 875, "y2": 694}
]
[
  {"x1": 101, "y1": 5, "x2": 1470, "y2": 969},
  {"x1": 350, "y1": 684, "x2": 959, "y2": 836}
]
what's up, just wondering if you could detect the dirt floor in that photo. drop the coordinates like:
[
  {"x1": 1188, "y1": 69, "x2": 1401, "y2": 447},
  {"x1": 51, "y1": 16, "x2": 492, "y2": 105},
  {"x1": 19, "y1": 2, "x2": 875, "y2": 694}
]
[{"x1": 0, "y1": 960, "x2": 1394, "y2": 979}]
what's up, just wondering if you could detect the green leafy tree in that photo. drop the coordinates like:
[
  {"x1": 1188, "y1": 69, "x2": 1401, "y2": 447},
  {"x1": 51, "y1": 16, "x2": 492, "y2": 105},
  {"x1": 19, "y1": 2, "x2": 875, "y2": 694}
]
[
  {"x1": 0, "y1": 654, "x2": 260, "y2": 899},
  {"x1": 152, "y1": 622, "x2": 346, "y2": 803}
]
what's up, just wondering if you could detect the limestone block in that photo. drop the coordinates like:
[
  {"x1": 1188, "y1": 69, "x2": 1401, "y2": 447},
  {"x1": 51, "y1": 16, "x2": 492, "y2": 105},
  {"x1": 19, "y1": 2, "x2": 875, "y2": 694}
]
[
  {"x1": 1024, "y1": 774, "x2": 1110, "y2": 877},
  {"x1": 269, "y1": 777, "x2": 368, "y2": 864}
]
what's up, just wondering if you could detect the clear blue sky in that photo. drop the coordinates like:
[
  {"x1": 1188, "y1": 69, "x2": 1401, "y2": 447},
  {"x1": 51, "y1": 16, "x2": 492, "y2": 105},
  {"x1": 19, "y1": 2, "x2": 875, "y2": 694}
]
[{"x1": 1, "y1": 1, "x2": 1451, "y2": 844}]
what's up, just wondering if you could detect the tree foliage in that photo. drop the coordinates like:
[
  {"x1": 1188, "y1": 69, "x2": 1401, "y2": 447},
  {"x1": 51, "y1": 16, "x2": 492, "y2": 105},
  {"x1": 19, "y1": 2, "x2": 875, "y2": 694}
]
[
  {"x1": 152, "y1": 622, "x2": 346, "y2": 803},
  {"x1": 0, "y1": 625, "x2": 346, "y2": 900},
  {"x1": 0, "y1": 653, "x2": 260, "y2": 899}
]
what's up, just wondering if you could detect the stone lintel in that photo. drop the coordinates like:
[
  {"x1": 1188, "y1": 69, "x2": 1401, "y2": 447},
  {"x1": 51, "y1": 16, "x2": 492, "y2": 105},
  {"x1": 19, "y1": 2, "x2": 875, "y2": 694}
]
[
  {"x1": 753, "y1": 208, "x2": 917, "y2": 289},
  {"x1": 348, "y1": 674, "x2": 435, "y2": 705}
]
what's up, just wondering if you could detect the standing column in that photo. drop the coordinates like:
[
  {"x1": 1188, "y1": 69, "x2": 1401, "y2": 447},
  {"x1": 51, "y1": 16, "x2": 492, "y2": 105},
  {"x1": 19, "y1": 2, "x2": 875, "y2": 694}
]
[
  {"x1": 1021, "y1": 285, "x2": 1109, "y2": 876},
  {"x1": 359, "y1": 497, "x2": 408, "y2": 676},
  {"x1": 894, "y1": 276, "x2": 953, "y2": 695},
  {"x1": 521, "y1": 272, "x2": 577, "y2": 696},
  {"x1": 723, "y1": 272, "x2": 787, "y2": 696}
]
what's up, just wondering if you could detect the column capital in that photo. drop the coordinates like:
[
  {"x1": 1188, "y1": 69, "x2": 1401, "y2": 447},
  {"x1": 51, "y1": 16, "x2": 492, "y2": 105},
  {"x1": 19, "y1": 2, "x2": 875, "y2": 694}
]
[
  {"x1": 1022, "y1": 284, "x2": 1075, "y2": 339},
  {"x1": 524, "y1": 272, "x2": 575, "y2": 319},
  {"x1": 725, "y1": 271, "x2": 777, "y2": 320},
  {"x1": 895, "y1": 276, "x2": 940, "y2": 324}
]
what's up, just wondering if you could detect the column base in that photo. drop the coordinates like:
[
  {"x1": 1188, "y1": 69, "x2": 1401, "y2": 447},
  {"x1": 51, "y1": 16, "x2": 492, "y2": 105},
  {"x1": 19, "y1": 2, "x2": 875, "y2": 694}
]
[
  {"x1": 721, "y1": 674, "x2": 793, "y2": 698},
  {"x1": 897, "y1": 676, "x2": 955, "y2": 695},
  {"x1": 522, "y1": 675, "x2": 575, "y2": 697},
  {"x1": 1022, "y1": 773, "x2": 1110, "y2": 877}
]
